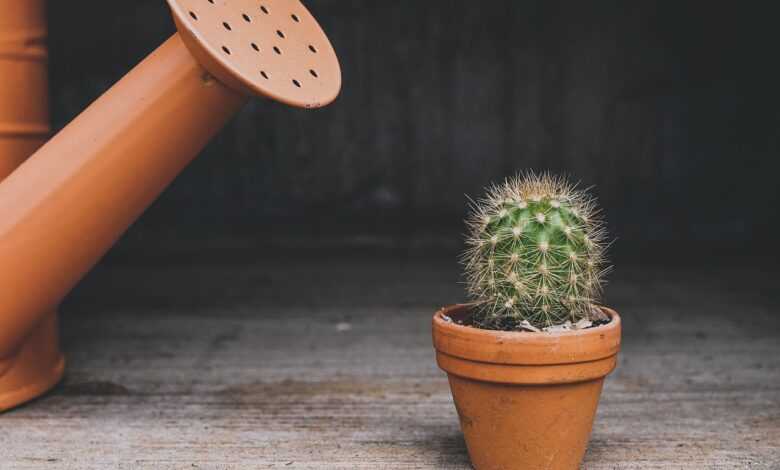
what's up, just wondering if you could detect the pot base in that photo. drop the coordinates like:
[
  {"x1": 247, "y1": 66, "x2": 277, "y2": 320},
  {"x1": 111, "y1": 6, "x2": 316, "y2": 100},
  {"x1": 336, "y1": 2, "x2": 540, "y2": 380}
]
[
  {"x1": 449, "y1": 374, "x2": 604, "y2": 470},
  {"x1": 0, "y1": 311, "x2": 64, "y2": 412}
]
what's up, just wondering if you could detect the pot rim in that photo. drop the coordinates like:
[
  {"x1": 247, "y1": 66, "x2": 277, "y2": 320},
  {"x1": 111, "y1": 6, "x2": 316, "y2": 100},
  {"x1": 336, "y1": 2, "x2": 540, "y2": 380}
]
[{"x1": 432, "y1": 304, "x2": 621, "y2": 366}]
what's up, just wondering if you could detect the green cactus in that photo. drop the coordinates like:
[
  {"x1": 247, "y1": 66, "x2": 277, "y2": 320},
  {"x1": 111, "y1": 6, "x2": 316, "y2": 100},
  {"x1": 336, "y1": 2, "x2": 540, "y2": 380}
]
[{"x1": 463, "y1": 172, "x2": 610, "y2": 331}]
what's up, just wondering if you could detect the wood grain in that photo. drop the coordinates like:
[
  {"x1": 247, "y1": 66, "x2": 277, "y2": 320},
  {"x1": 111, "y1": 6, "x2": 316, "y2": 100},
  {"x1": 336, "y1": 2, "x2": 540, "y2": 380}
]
[
  {"x1": 45, "y1": 1, "x2": 780, "y2": 244},
  {"x1": 1, "y1": 241, "x2": 777, "y2": 469}
]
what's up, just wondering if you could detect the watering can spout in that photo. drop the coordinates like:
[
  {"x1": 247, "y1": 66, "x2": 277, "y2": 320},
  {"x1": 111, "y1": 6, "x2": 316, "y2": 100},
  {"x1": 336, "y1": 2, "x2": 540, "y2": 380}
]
[
  {"x1": 0, "y1": 0, "x2": 341, "y2": 411},
  {"x1": 0, "y1": 34, "x2": 245, "y2": 361}
]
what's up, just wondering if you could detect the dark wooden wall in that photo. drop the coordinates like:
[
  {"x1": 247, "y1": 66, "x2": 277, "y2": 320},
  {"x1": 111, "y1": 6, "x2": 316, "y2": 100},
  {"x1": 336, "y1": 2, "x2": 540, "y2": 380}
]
[{"x1": 47, "y1": 1, "x2": 780, "y2": 245}]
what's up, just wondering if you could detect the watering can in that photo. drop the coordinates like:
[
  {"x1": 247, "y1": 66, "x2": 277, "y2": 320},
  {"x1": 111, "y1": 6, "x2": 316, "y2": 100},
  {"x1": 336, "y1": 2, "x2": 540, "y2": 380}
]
[{"x1": 0, "y1": 0, "x2": 341, "y2": 411}]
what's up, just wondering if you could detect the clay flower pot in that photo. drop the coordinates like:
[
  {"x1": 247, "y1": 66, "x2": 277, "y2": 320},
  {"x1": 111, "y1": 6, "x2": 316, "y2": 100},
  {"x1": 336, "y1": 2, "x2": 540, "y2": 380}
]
[{"x1": 432, "y1": 304, "x2": 621, "y2": 470}]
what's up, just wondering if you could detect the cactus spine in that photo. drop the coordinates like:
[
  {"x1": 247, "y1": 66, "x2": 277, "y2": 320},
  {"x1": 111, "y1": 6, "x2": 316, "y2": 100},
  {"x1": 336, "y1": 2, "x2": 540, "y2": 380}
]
[{"x1": 463, "y1": 173, "x2": 610, "y2": 331}]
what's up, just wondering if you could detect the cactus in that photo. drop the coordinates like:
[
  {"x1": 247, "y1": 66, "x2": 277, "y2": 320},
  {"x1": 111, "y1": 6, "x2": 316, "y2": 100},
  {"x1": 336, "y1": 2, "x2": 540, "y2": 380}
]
[{"x1": 463, "y1": 172, "x2": 610, "y2": 331}]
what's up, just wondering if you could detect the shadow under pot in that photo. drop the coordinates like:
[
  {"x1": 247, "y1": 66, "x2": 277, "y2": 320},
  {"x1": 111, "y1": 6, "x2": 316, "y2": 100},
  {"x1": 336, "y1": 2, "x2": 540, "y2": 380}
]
[{"x1": 432, "y1": 304, "x2": 621, "y2": 470}]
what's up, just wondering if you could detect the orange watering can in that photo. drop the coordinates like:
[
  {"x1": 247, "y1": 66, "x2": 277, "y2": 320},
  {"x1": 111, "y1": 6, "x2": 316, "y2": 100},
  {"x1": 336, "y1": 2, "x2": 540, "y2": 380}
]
[{"x1": 0, "y1": 0, "x2": 341, "y2": 411}]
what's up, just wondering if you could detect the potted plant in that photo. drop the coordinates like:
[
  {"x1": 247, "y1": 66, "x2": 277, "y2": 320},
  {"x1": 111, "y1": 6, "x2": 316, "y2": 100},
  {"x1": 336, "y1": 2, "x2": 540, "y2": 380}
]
[{"x1": 432, "y1": 173, "x2": 621, "y2": 470}]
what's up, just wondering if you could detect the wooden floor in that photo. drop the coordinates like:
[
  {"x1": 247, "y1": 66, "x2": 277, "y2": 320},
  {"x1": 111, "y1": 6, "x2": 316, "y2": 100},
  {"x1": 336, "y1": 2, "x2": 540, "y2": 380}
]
[{"x1": 1, "y1": 241, "x2": 778, "y2": 469}]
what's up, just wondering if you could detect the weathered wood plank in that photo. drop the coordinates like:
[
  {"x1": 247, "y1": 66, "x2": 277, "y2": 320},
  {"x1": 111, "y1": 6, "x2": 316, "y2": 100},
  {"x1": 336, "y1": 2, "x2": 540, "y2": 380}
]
[
  {"x1": 1, "y1": 246, "x2": 778, "y2": 469},
  {"x1": 46, "y1": 1, "x2": 780, "y2": 244}
]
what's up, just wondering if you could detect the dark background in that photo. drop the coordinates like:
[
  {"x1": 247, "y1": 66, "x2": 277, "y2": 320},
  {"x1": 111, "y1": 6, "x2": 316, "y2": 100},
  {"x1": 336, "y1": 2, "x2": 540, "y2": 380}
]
[
  {"x1": 7, "y1": 2, "x2": 779, "y2": 464},
  {"x1": 48, "y1": 1, "x2": 780, "y2": 264}
]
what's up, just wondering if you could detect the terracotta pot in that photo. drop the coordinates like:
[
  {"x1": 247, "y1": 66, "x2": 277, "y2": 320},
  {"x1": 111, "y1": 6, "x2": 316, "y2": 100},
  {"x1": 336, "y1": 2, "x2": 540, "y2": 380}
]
[{"x1": 432, "y1": 304, "x2": 621, "y2": 470}]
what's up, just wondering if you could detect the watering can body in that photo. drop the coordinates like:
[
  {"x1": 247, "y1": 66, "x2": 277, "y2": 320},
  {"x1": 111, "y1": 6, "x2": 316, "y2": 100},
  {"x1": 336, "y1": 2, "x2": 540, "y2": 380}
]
[{"x1": 0, "y1": 0, "x2": 64, "y2": 411}]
